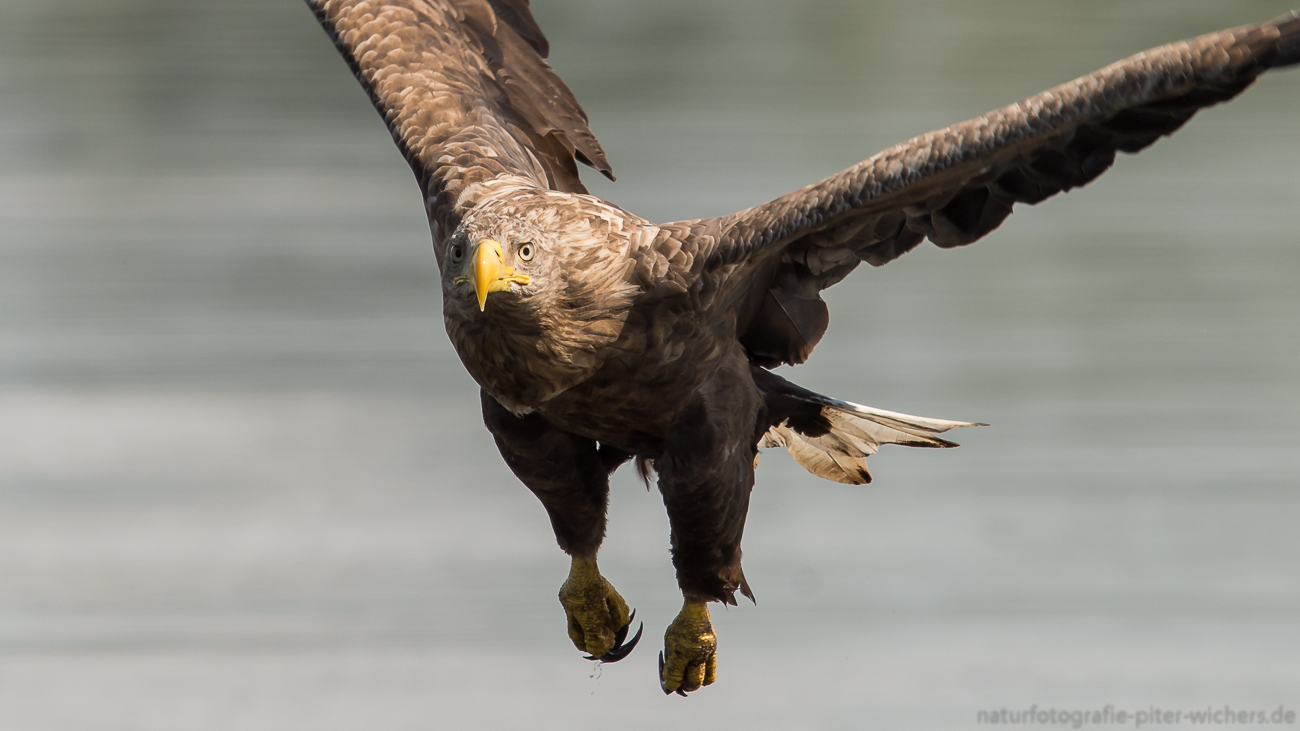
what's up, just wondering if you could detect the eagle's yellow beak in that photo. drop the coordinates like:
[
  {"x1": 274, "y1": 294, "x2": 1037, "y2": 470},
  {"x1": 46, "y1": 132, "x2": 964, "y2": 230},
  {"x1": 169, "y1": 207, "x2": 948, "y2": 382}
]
[{"x1": 470, "y1": 238, "x2": 530, "y2": 311}]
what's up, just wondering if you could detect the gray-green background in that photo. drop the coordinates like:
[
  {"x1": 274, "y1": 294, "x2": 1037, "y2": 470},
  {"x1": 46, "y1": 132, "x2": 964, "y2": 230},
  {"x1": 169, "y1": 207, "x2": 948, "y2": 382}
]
[{"x1": 1, "y1": 1, "x2": 1298, "y2": 728}]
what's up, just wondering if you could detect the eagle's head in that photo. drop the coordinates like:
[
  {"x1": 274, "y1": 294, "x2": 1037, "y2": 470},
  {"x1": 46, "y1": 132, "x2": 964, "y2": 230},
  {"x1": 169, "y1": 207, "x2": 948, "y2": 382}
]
[
  {"x1": 436, "y1": 193, "x2": 639, "y2": 410},
  {"x1": 440, "y1": 209, "x2": 560, "y2": 316}
]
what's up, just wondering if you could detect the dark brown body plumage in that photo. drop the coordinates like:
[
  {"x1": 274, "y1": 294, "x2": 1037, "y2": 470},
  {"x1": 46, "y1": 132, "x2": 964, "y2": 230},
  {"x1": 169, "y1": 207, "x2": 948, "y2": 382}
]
[{"x1": 305, "y1": 0, "x2": 1299, "y2": 691}]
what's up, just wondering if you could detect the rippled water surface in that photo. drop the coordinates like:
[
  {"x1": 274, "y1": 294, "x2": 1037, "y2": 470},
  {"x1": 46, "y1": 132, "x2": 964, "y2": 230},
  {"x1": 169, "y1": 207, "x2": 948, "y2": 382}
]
[{"x1": 1, "y1": 1, "x2": 1298, "y2": 728}]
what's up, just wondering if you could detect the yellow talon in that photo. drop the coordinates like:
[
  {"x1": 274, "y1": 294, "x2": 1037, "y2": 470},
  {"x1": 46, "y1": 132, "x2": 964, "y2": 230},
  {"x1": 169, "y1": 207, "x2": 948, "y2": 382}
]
[
  {"x1": 557, "y1": 556, "x2": 634, "y2": 659},
  {"x1": 659, "y1": 600, "x2": 717, "y2": 695}
]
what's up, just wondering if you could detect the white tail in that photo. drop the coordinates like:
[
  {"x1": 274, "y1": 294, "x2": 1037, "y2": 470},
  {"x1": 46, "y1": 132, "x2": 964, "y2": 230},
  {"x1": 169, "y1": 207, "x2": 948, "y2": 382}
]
[{"x1": 760, "y1": 392, "x2": 985, "y2": 485}]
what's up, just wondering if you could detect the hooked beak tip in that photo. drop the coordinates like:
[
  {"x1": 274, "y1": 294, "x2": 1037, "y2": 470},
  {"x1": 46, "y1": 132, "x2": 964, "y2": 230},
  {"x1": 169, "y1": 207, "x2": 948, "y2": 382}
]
[{"x1": 473, "y1": 238, "x2": 503, "y2": 312}]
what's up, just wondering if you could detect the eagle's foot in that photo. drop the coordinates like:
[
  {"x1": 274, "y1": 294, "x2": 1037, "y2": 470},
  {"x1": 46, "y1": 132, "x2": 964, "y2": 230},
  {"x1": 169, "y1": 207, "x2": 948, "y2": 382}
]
[
  {"x1": 558, "y1": 555, "x2": 643, "y2": 662},
  {"x1": 658, "y1": 600, "x2": 716, "y2": 695}
]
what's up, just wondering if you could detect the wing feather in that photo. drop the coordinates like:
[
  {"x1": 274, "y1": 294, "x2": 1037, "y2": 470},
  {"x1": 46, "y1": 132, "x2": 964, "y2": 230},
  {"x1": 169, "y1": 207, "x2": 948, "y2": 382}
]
[
  {"x1": 697, "y1": 13, "x2": 1300, "y2": 367},
  {"x1": 304, "y1": 0, "x2": 612, "y2": 235}
]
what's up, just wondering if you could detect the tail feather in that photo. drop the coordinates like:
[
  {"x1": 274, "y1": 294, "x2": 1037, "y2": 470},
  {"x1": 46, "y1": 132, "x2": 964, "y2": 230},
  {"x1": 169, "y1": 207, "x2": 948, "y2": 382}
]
[{"x1": 754, "y1": 368, "x2": 984, "y2": 485}]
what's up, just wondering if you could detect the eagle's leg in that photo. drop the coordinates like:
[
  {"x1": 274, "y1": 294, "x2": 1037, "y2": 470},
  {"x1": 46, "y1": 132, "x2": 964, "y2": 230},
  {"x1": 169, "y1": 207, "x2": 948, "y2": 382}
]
[
  {"x1": 659, "y1": 599, "x2": 717, "y2": 695},
  {"x1": 559, "y1": 554, "x2": 642, "y2": 661},
  {"x1": 654, "y1": 356, "x2": 761, "y2": 694},
  {"x1": 480, "y1": 390, "x2": 642, "y2": 662}
]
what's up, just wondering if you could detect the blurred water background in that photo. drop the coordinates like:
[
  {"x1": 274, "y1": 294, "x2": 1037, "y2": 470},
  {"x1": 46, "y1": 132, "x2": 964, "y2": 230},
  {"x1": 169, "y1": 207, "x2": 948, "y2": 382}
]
[{"x1": 1, "y1": 1, "x2": 1298, "y2": 728}]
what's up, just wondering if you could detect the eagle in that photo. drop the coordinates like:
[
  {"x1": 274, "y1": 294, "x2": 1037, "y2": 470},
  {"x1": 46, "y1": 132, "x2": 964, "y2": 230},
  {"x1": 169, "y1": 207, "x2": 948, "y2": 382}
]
[{"x1": 304, "y1": 0, "x2": 1298, "y2": 694}]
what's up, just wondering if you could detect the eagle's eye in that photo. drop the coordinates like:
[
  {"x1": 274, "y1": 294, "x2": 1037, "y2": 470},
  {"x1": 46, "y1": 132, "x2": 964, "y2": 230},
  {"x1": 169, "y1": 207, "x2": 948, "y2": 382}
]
[
  {"x1": 449, "y1": 244, "x2": 464, "y2": 263},
  {"x1": 517, "y1": 242, "x2": 535, "y2": 262}
]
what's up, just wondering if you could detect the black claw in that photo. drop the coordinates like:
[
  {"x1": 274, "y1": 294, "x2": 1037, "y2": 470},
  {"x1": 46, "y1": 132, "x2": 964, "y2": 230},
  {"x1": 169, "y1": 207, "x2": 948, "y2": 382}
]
[
  {"x1": 599, "y1": 621, "x2": 643, "y2": 662},
  {"x1": 612, "y1": 609, "x2": 634, "y2": 646},
  {"x1": 657, "y1": 649, "x2": 689, "y2": 695},
  {"x1": 584, "y1": 610, "x2": 643, "y2": 663}
]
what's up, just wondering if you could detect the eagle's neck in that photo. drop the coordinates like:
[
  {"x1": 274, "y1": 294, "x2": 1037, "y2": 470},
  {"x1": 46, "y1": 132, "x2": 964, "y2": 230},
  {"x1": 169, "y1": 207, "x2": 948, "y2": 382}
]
[{"x1": 445, "y1": 303, "x2": 606, "y2": 414}]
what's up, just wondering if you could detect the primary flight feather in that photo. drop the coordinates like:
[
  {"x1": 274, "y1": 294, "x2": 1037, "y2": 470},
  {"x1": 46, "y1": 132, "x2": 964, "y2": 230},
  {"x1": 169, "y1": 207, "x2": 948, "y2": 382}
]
[{"x1": 304, "y1": 0, "x2": 1299, "y2": 694}]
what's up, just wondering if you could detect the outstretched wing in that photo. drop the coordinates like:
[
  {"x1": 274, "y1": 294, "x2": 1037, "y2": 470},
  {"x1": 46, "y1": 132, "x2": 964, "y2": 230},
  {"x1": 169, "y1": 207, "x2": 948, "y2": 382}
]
[
  {"x1": 700, "y1": 13, "x2": 1300, "y2": 368},
  {"x1": 305, "y1": 0, "x2": 612, "y2": 236}
]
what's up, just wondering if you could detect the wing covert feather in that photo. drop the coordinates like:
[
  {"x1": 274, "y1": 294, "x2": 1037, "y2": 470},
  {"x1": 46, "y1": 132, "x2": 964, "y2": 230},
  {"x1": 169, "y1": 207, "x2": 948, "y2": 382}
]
[
  {"x1": 304, "y1": 0, "x2": 612, "y2": 233},
  {"x1": 712, "y1": 13, "x2": 1298, "y2": 268},
  {"x1": 704, "y1": 13, "x2": 1299, "y2": 368}
]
